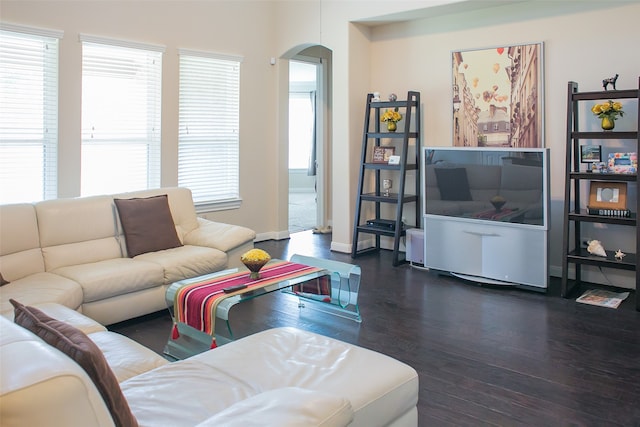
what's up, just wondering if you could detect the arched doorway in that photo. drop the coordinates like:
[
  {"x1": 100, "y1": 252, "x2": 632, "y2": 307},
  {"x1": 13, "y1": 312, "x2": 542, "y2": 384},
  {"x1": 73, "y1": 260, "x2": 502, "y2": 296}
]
[{"x1": 284, "y1": 45, "x2": 332, "y2": 235}]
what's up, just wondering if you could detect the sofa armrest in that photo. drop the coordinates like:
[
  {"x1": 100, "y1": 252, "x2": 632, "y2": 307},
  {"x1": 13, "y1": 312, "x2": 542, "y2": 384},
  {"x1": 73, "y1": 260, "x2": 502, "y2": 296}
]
[
  {"x1": 184, "y1": 218, "x2": 255, "y2": 253},
  {"x1": 1, "y1": 317, "x2": 114, "y2": 427},
  {"x1": 194, "y1": 387, "x2": 353, "y2": 427}
]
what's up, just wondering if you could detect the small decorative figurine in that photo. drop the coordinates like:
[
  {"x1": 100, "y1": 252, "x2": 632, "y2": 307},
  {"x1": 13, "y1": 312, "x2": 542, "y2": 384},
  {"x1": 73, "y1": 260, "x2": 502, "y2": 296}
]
[
  {"x1": 383, "y1": 179, "x2": 392, "y2": 197},
  {"x1": 602, "y1": 74, "x2": 619, "y2": 91},
  {"x1": 586, "y1": 240, "x2": 607, "y2": 257},
  {"x1": 372, "y1": 92, "x2": 381, "y2": 102},
  {"x1": 615, "y1": 249, "x2": 626, "y2": 260},
  {"x1": 388, "y1": 93, "x2": 397, "y2": 102}
]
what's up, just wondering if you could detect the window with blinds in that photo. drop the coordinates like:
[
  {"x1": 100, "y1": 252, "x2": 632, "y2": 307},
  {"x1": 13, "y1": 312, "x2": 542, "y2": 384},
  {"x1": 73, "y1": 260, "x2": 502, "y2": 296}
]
[
  {"x1": 80, "y1": 36, "x2": 163, "y2": 196},
  {"x1": 178, "y1": 50, "x2": 241, "y2": 208},
  {"x1": 0, "y1": 25, "x2": 61, "y2": 204}
]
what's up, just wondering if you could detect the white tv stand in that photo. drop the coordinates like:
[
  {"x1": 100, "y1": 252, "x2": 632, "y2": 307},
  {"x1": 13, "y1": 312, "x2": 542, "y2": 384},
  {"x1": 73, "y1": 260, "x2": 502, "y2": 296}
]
[{"x1": 423, "y1": 215, "x2": 548, "y2": 290}]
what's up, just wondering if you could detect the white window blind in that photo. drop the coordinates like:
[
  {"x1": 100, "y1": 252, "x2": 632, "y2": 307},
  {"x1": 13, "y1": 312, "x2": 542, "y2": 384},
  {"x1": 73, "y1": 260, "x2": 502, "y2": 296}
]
[
  {"x1": 81, "y1": 37, "x2": 163, "y2": 196},
  {"x1": 178, "y1": 50, "x2": 241, "y2": 207},
  {"x1": 0, "y1": 26, "x2": 60, "y2": 204}
]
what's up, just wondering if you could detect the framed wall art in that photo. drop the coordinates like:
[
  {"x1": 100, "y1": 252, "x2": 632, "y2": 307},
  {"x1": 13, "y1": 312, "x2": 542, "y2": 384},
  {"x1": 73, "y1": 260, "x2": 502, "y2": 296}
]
[{"x1": 452, "y1": 42, "x2": 544, "y2": 148}]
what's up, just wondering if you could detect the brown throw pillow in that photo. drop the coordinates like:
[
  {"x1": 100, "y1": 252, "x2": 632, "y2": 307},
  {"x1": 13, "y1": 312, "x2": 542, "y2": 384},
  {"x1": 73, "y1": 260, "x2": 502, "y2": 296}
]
[
  {"x1": 10, "y1": 299, "x2": 138, "y2": 427},
  {"x1": 114, "y1": 194, "x2": 183, "y2": 258}
]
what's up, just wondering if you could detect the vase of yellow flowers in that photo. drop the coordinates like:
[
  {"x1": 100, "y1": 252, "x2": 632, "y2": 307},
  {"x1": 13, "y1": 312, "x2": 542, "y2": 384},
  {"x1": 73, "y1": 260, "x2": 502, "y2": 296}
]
[
  {"x1": 240, "y1": 249, "x2": 271, "y2": 279},
  {"x1": 381, "y1": 109, "x2": 402, "y2": 132},
  {"x1": 591, "y1": 100, "x2": 624, "y2": 131}
]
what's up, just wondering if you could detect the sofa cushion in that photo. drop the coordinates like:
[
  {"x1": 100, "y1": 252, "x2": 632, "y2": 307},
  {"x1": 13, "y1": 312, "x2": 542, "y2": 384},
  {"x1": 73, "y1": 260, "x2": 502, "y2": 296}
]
[
  {"x1": 0, "y1": 272, "x2": 83, "y2": 320},
  {"x1": 10, "y1": 299, "x2": 139, "y2": 427},
  {"x1": 115, "y1": 195, "x2": 183, "y2": 258},
  {"x1": 0, "y1": 247, "x2": 46, "y2": 284},
  {"x1": 89, "y1": 331, "x2": 169, "y2": 382},
  {"x1": 30, "y1": 302, "x2": 106, "y2": 334},
  {"x1": 194, "y1": 387, "x2": 353, "y2": 427},
  {"x1": 52, "y1": 258, "x2": 164, "y2": 303},
  {"x1": 135, "y1": 245, "x2": 227, "y2": 284},
  {"x1": 185, "y1": 218, "x2": 257, "y2": 253},
  {"x1": 36, "y1": 195, "x2": 124, "y2": 271},
  {"x1": 0, "y1": 204, "x2": 42, "y2": 277},
  {"x1": 434, "y1": 168, "x2": 472, "y2": 201},
  {"x1": 195, "y1": 327, "x2": 419, "y2": 427}
]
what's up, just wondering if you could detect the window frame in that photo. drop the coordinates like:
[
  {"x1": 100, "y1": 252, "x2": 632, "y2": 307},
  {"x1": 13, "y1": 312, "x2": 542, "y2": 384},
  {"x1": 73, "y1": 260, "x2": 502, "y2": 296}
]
[
  {"x1": 79, "y1": 34, "x2": 164, "y2": 197},
  {"x1": 0, "y1": 23, "x2": 62, "y2": 204},
  {"x1": 178, "y1": 48, "x2": 243, "y2": 211}
]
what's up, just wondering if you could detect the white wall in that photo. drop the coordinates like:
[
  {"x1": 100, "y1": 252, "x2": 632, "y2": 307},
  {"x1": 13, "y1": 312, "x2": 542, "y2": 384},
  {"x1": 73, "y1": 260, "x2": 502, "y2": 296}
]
[
  {"x1": 3, "y1": 1, "x2": 640, "y2": 288},
  {"x1": 1, "y1": 0, "x2": 280, "y2": 235},
  {"x1": 289, "y1": 170, "x2": 316, "y2": 192},
  {"x1": 360, "y1": 1, "x2": 640, "y2": 286}
]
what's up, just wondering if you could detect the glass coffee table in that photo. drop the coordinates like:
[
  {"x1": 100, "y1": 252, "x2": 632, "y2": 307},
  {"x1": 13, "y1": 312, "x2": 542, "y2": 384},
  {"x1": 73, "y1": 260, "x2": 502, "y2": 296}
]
[{"x1": 163, "y1": 260, "x2": 330, "y2": 360}]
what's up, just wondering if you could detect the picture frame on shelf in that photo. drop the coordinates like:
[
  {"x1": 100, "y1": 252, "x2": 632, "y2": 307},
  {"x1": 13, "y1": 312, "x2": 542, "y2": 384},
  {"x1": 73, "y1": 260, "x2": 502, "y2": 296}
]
[
  {"x1": 580, "y1": 145, "x2": 601, "y2": 164},
  {"x1": 588, "y1": 181, "x2": 627, "y2": 210},
  {"x1": 607, "y1": 152, "x2": 637, "y2": 174},
  {"x1": 372, "y1": 146, "x2": 395, "y2": 163}
]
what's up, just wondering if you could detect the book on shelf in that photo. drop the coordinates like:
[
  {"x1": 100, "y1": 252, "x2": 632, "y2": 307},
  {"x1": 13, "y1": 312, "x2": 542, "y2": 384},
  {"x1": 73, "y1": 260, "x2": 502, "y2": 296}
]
[
  {"x1": 576, "y1": 289, "x2": 630, "y2": 309},
  {"x1": 587, "y1": 207, "x2": 631, "y2": 217}
]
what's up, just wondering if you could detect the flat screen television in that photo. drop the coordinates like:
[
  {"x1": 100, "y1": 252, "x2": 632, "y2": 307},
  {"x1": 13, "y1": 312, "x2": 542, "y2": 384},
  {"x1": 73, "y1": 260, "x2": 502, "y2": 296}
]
[{"x1": 422, "y1": 147, "x2": 549, "y2": 229}]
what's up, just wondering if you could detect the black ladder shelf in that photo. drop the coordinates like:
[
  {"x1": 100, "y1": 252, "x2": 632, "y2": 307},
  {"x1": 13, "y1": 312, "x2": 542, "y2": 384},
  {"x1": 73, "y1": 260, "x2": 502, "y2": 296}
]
[
  {"x1": 561, "y1": 78, "x2": 640, "y2": 311},
  {"x1": 351, "y1": 91, "x2": 421, "y2": 266}
]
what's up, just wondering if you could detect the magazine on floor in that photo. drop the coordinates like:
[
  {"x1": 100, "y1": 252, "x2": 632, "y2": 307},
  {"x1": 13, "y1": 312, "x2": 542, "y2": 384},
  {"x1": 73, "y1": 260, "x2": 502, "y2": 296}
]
[{"x1": 576, "y1": 289, "x2": 630, "y2": 309}]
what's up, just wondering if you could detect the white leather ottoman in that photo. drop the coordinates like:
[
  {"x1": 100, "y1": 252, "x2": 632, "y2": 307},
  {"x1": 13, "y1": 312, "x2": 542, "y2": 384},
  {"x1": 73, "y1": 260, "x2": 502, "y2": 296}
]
[{"x1": 123, "y1": 327, "x2": 419, "y2": 427}]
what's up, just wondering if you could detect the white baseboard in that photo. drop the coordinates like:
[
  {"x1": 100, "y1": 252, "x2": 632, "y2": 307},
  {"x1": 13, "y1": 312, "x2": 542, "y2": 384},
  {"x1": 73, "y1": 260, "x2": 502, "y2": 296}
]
[
  {"x1": 254, "y1": 230, "x2": 290, "y2": 242},
  {"x1": 330, "y1": 241, "x2": 351, "y2": 253},
  {"x1": 333, "y1": 235, "x2": 409, "y2": 255}
]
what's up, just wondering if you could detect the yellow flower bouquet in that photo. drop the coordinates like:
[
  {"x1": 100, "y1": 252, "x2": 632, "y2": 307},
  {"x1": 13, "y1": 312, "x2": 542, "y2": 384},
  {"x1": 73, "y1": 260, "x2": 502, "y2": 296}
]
[
  {"x1": 380, "y1": 109, "x2": 402, "y2": 132},
  {"x1": 591, "y1": 100, "x2": 624, "y2": 130},
  {"x1": 381, "y1": 109, "x2": 402, "y2": 123}
]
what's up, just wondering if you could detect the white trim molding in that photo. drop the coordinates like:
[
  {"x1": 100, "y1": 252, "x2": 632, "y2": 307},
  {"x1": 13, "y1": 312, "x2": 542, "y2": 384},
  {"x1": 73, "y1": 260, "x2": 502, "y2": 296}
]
[
  {"x1": 0, "y1": 22, "x2": 63, "y2": 39},
  {"x1": 79, "y1": 33, "x2": 165, "y2": 52}
]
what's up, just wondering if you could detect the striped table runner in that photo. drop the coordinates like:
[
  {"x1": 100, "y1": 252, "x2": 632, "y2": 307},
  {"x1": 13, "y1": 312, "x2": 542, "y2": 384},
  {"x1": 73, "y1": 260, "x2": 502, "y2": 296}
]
[{"x1": 173, "y1": 260, "x2": 322, "y2": 348}]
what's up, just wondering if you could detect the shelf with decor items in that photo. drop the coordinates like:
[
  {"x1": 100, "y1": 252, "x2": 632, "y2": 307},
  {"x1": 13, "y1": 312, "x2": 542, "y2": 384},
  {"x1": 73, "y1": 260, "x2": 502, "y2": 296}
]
[
  {"x1": 561, "y1": 78, "x2": 640, "y2": 310},
  {"x1": 351, "y1": 91, "x2": 421, "y2": 266}
]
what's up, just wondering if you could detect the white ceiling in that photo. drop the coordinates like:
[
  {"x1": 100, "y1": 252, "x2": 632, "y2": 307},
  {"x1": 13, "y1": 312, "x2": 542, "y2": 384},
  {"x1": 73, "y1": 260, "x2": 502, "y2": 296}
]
[{"x1": 353, "y1": 0, "x2": 528, "y2": 26}]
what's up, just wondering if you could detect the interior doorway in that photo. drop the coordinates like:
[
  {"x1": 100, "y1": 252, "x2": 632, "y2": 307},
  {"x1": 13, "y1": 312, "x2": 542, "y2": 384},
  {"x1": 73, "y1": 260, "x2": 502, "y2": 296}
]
[{"x1": 288, "y1": 58, "x2": 322, "y2": 233}]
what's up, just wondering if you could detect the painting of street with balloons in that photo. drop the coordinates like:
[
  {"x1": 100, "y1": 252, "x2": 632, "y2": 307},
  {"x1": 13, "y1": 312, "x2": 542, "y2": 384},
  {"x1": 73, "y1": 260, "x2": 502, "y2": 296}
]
[{"x1": 452, "y1": 43, "x2": 544, "y2": 148}]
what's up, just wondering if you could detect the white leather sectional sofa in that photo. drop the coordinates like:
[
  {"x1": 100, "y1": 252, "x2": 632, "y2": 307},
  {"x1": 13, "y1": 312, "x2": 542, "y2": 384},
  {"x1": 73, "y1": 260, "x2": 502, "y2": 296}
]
[
  {"x1": 0, "y1": 189, "x2": 420, "y2": 426},
  {"x1": 0, "y1": 303, "x2": 419, "y2": 427},
  {"x1": 0, "y1": 187, "x2": 256, "y2": 325}
]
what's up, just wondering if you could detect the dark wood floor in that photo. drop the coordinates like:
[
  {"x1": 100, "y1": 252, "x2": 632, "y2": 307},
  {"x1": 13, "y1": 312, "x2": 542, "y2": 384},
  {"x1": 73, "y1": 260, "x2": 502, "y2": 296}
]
[{"x1": 111, "y1": 231, "x2": 640, "y2": 426}]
